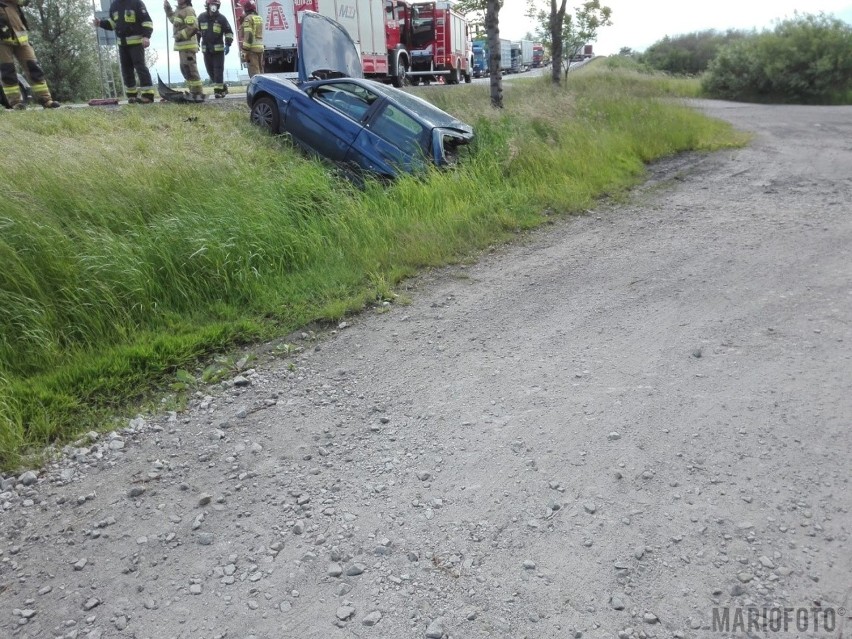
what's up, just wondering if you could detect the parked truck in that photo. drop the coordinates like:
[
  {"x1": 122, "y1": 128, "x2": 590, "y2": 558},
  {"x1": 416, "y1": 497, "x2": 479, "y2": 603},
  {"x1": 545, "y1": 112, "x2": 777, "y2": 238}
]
[
  {"x1": 406, "y1": 1, "x2": 472, "y2": 84},
  {"x1": 571, "y1": 43, "x2": 594, "y2": 61},
  {"x1": 471, "y1": 37, "x2": 514, "y2": 76},
  {"x1": 532, "y1": 42, "x2": 544, "y2": 67},
  {"x1": 509, "y1": 39, "x2": 534, "y2": 73},
  {"x1": 233, "y1": 0, "x2": 298, "y2": 74},
  {"x1": 232, "y1": 0, "x2": 470, "y2": 86},
  {"x1": 498, "y1": 38, "x2": 512, "y2": 73},
  {"x1": 471, "y1": 38, "x2": 487, "y2": 77}
]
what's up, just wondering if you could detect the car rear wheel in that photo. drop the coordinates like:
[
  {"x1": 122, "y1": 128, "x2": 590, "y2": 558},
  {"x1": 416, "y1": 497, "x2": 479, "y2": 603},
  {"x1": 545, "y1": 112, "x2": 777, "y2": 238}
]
[{"x1": 250, "y1": 96, "x2": 280, "y2": 133}]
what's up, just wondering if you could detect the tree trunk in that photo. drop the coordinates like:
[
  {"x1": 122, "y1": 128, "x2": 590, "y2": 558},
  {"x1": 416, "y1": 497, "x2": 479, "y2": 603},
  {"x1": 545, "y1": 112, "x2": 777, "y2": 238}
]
[
  {"x1": 550, "y1": 0, "x2": 567, "y2": 86},
  {"x1": 485, "y1": 0, "x2": 502, "y2": 108}
]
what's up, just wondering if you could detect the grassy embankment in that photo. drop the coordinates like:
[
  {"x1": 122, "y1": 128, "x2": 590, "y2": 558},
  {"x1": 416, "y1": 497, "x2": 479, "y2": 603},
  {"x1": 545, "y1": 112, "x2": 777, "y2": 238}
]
[{"x1": 0, "y1": 64, "x2": 748, "y2": 470}]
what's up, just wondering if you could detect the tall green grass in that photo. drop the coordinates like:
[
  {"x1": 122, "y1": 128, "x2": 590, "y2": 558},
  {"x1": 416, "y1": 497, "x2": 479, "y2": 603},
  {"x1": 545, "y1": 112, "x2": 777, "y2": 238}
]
[{"x1": 0, "y1": 67, "x2": 748, "y2": 469}]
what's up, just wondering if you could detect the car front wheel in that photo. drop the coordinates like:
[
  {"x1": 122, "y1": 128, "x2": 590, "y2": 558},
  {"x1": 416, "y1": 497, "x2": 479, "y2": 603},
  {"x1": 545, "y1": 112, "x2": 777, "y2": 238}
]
[
  {"x1": 250, "y1": 96, "x2": 280, "y2": 133},
  {"x1": 393, "y1": 57, "x2": 409, "y2": 88}
]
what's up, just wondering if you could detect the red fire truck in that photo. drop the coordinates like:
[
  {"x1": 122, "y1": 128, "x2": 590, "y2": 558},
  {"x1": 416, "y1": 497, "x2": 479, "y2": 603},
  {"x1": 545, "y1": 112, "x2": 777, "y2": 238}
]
[
  {"x1": 406, "y1": 1, "x2": 472, "y2": 85},
  {"x1": 232, "y1": 0, "x2": 471, "y2": 86}
]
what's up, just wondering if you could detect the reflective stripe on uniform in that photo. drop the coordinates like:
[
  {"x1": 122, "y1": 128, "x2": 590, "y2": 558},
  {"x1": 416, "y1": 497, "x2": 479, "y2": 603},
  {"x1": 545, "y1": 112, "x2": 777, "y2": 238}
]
[{"x1": 3, "y1": 32, "x2": 29, "y2": 45}]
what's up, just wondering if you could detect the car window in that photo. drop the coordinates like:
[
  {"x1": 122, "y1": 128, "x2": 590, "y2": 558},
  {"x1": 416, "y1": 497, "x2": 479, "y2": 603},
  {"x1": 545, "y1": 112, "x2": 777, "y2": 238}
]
[
  {"x1": 312, "y1": 82, "x2": 378, "y2": 122},
  {"x1": 369, "y1": 102, "x2": 429, "y2": 158}
]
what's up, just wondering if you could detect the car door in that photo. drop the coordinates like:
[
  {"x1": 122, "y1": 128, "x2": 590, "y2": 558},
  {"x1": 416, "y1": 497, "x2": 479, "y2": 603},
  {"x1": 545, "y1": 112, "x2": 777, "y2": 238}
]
[
  {"x1": 346, "y1": 99, "x2": 431, "y2": 175},
  {"x1": 285, "y1": 81, "x2": 378, "y2": 162}
]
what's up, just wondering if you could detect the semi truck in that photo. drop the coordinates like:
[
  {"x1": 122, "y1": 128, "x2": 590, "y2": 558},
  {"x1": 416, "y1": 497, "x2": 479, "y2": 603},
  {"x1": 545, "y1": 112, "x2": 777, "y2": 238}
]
[
  {"x1": 571, "y1": 43, "x2": 594, "y2": 61},
  {"x1": 532, "y1": 42, "x2": 544, "y2": 67},
  {"x1": 509, "y1": 39, "x2": 534, "y2": 73},
  {"x1": 471, "y1": 38, "x2": 511, "y2": 77},
  {"x1": 232, "y1": 0, "x2": 471, "y2": 86},
  {"x1": 498, "y1": 38, "x2": 512, "y2": 73},
  {"x1": 472, "y1": 39, "x2": 487, "y2": 77}
]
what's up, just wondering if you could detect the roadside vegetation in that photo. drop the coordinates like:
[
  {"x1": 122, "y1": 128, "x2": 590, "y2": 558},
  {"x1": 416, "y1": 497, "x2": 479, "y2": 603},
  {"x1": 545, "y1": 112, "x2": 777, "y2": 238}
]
[
  {"x1": 0, "y1": 64, "x2": 747, "y2": 470},
  {"x1": 638, "y1": 13, "x2": 852, "y2": 104}
]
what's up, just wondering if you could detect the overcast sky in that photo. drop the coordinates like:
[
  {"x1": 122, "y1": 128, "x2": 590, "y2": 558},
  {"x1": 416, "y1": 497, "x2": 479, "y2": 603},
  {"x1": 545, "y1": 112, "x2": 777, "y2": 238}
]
[
  {"x1": 501, "y1": 0, "x2": 852, "y2": 54},
  {"x1": 138, "y1": 0, "x2": 852, "y2": 85}
]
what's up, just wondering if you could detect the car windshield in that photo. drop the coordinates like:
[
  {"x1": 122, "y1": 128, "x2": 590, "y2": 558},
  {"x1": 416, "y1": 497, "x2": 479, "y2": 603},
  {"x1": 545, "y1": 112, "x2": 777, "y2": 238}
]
[{"x1": 367, "y1": 83, "x2": 470, "y2": 131}]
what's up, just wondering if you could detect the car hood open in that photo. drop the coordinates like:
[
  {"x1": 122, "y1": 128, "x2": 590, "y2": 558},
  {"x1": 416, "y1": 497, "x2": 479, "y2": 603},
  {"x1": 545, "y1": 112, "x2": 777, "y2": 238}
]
[{"x1": 297, "y1": 11, "x2": 364, "y2": 82}]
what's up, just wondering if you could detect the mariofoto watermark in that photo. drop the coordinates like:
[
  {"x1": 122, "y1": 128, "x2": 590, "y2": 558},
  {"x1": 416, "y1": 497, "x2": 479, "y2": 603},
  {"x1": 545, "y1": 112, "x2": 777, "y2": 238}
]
[{"x1": 711, "y1": 606, "x2": 845, "y2": 633}]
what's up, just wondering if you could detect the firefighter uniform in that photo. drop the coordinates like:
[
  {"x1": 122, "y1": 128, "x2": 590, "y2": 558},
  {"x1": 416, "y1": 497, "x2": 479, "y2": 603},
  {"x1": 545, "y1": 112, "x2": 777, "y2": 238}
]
[
  {"x1": 240, "y1": 3, "x2": 263, "y2": 78},
  {"x1": 197, "y1": 0, "x2": 233, "y2": 97},
  {"x1": 165, "y1": 0, "x2": 203, "y2": 100},
  {"x1": 0, "y1": 0, "x2": 60, "y2": 109},
  {"x1": 95, "y1": 0, "x2": 155, "y2": 103}
]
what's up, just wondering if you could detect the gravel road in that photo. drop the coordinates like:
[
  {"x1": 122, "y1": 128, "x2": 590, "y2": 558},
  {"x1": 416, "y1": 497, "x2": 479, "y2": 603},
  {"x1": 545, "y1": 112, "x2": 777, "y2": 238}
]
[{"x1": 2, "y1": 100, "x2": 850, "y2": 639}]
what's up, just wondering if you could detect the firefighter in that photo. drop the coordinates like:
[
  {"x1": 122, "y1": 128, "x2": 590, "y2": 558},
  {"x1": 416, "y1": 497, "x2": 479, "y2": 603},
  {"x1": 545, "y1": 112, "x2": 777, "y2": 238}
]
[
  {"x1": 92, "y1": 0, "x2": 155, "y2": 104},
  {"x1": 0, "y1": 0, "x2": 60, "y2": 109},
  {"x1": 240, "y1": 0, "x2": 263, "y2": 78},
  {"x1": 164, "y1": 0, "x2": 204, "y2": 101},
  {"x1": 197, "y1": 0, "x2": 233, "y2": 98}
]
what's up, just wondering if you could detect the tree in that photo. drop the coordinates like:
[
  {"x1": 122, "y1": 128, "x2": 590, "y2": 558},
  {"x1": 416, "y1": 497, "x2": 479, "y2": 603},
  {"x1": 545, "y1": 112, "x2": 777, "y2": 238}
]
[
  {"x1": 485, "y1": 0, "x2": 501, "y2": 108},
  {"x1": 527, "y1": 0, "x2": 611, "y2": 85},
  {"x1": 455, "y1": 0, "x2": 503, "y2": 108},
  {"x1": 25, "y1": 0, "x2": 101, "y2": 101},
  {"x1": 641, "y1": 29, "x2": 747, "y2": 75},
  {"x1": 702, "y1": 13, "x2": 852, "y2": 103}
]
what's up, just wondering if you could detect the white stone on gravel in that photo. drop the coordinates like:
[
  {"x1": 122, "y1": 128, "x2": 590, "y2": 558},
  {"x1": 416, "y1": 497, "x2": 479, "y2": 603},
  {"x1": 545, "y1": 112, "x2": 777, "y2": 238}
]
[
  {"x1": 336, "y1": 605, "x2": 355, "y2": 621},
  {"x1": 362, "y1": 610, "x2": 382, "y2": 626},
  {"x1": 425, "y1": 617, "x2": 445, "y2": 638},
  {"x1": 18, "y1": 470, "x2": 38, "y2": 486}
]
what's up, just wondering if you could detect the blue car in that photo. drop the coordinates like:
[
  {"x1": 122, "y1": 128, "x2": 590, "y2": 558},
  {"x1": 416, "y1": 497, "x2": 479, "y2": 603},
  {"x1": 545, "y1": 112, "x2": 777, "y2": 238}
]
[{"x1": 246, "y1": 11, "x2": 473, "y2": 180}]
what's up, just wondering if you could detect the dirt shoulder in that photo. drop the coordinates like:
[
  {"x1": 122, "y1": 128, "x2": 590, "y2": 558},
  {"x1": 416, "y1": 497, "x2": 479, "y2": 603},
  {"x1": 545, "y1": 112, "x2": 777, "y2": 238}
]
[{"x1": 2, "y1": 100, "x2": 850, "y2": 639}]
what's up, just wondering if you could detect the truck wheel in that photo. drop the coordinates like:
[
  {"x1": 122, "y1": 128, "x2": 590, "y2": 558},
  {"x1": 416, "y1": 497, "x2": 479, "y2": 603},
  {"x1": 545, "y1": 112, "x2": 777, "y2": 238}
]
[
  {"x1": 464, "y1": 71, "x2": 471, "y2": 83},
  {"x1": 250, "y1": 96, "x2": 280, "y2": 133},
  {"x1": 448, "y1": 66, "x2": 459, "y2": 85},
  {"x1": 410, "y1": 76, "x2": 421, "y2": 86},
  {"x1": 392, "y1": 57, "x2": 409, "y2": 88}
]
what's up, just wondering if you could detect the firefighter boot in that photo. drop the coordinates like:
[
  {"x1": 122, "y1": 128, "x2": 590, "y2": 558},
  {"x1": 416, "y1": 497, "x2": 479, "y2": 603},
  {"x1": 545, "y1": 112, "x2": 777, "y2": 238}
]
[{"x1": 41, "y1": 98, "x2": 61, "y2": 109}]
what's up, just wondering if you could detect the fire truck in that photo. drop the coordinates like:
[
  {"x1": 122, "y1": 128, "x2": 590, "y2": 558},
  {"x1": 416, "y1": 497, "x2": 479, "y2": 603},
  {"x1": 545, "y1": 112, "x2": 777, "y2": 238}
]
[
  {"x1": 232, "y1": 0, "x2": 299, "y2": 75},
  {"x1": 406, "y1": 1, "x2": 472, "y2": 85},
  {"x1": 232, "y1": 0, "x2": 472, "y2": 86}
]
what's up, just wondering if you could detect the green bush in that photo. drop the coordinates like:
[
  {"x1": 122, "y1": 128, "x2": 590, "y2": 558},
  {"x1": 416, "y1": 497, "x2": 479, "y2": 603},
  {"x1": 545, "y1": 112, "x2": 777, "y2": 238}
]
[
  {"x1": 641, "y1": 29, "x2": 749, "y2": 76},
  {"x1": 702, "y1": 13, "x2": 852, "y2": 103}
]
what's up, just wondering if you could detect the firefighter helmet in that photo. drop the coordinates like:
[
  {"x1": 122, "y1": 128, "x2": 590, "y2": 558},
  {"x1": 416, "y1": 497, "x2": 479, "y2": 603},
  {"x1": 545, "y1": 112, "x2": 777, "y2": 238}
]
[
  {"x1": 243, "y1": 0, "x2": 256, "y2": 12},
  {"x1": 206, "y1": 0, "x2": 220, "y2": 6}
]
